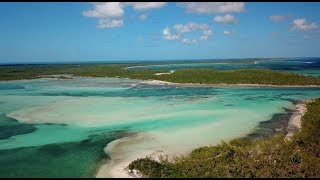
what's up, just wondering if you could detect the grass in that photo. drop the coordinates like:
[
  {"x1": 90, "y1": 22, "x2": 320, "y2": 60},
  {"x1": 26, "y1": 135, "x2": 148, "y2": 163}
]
[{"x1": 129, "y1": 98, "x2": 320, "y2": 178}]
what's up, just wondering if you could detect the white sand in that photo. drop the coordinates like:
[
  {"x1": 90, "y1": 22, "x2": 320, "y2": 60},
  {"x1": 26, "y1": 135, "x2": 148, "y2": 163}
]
[
  {"x1": 286, "y1": 100, "x2": 312, "y2": 138},
  {"x1": 95, "y1": 119, "x2": 254, "y2": 178},
  {"x1": 140, "y1": 79, "x2": 320, "y2": 88},
  {"x1": 154, "y1": 72, "x2": 171, "y2": 76},
  {"x1": 96, "y1": 132, "x2": 168, "y2": 178},
  {"x1": 142, "y1": 80, "x2": 175, "y2": 85}
]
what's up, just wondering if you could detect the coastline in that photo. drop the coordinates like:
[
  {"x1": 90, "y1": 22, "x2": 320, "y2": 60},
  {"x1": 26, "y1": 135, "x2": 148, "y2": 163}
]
[
  {"x1": 95, "y1": 99, "x2": 312, "y2": 178},
  {"x1": 1, "y1": 75, "x2": 320, "y2": 88},
  {"x1": 286, "y1": 99, "x2": 311, "y2": 138},
  {"x1": 140, "y1": 79, "x2": 320, "y2": 88},
  {"x1": 245, "y1": 99, "x2": 311, "y2": 140},
  {"x1": 95, "y1": 132, "x2": 167, "y2": 178}
]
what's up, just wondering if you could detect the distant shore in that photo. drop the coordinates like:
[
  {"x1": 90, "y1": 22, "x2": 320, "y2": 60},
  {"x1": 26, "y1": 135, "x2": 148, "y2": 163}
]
[
  {"x1": 2, "y1": 75, "x2": 320, "y2": 88},
  {"x1": 141, "y1": 79, "x2": 320, "y2": 88}
]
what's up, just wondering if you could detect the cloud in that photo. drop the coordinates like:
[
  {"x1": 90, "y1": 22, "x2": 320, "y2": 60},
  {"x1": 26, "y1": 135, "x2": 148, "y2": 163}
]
[
  {"x1": 83, "y1": 2, "x2": 166, "y2": 28},
  {"x1": 123, "y1": 2, "x2": 166, "y2": 10},
  {"x1": 182, "y1": 38, "x2": 197, "y2": 44},
  {"x1": 200, "y1": 29, "x2": 213, "y2": 40},
  {"x1": 163, "y1": 27, "x2": 180, "y2": 40},
  {"x1": 214, "y1": 14, "x2": 238, "y2": 24},
  {"x1": 163, "y1": 22, "x2": 213, "y2": 44},
  {"x1": 83, "y1": 2, "x2": 124, "y2": 18},
  {"x1": 223, "y1": 30, "x2": 233, "y2": 35},
  {"x1": 97, "y1": 19, "x2": 123, "y2": 28},
  {"x1": 177, "y1": 2, "x2": 245, "y2": 14},
  {"x1": 173, "y1": 23, "x2": 209, "y2": 34},
  {"x1": 291, "y1": 18, "x2": 318, "y2": 31},
  {"x1": 269, "y1": 15, "x2": 287, "y2": 22},
  {"x1": 138, "y1": 14, "x2": 148, "y2": 21}
]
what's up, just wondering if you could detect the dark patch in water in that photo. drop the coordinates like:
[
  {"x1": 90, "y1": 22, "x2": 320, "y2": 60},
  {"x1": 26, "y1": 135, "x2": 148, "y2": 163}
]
[
  {"x1": 244, "y1": 96, "x2": 256, "y2": 100},
  {"x1": 42, "y1": 123, "x2": 67, "y2": 126},
  {"x1": 0, "y1": 115, "x2": 37, "y2": 140},
  {"x1": 0, "y1": 124, "x2": 37, "y2": 140},
  {"x1": 281, "y1": 98, "x2": 300, "y2": 103},
  {"x1": 34, "y1": 85, "x2": 218, "y2": 98},
  {"x1": 0, "y1": 130, "x2": 134, "y2": 178},
  {"x1": 0, "y1": 84, "x2": 25, "y2": 90},
  {"x1": 245, "y1": 105, "x2": 296, "y2": 140}
]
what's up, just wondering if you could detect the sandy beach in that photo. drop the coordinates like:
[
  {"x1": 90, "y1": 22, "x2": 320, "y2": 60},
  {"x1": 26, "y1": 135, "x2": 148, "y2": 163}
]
[
  {"x1": 95, "y1": 132, "x2": 168, "y2": 178},
  {"x1": 141, "y1": 79, "x2": 320, "y2": 88},
  {"x1": 286, "y1": 100, "x2": 312, "y2": 138},
  {"x1": 3, "y1": 74, "x2": 320, "y2": 88}
]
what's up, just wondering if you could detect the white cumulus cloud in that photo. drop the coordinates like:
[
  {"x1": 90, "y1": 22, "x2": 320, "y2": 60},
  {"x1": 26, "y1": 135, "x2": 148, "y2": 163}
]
[
  {"x1": 163, "y1": 27, "x2": 180, "y2": 40},
  {"x1": 291, "y1": 18, "x2": 318, "y2": 31},
  {"x1": 163, "y1": 22, "x2": 213, "y2": 44},
  {"x1": 214, "y1": 14, "x2": 238, "y2": 24},
  {"x1": 83, "y1": 2, "x2": 166, "y2": 28},
  {"x1": 177, "y1": 2, "x2": 245, "y2": 14},
  {"x1": 173, "y1": 22, "x2": 209, "y2": 34},
  {"x1": 97, "y1": 19, "x2": 123, "y2": 28},
  {"x1": 83, "y1": 2, "x2": 124, "y2": 18},
  {"x1": 200, "y1": 29, "x2": 213, "y2": 40},
  {"x1": 123, "y1": 2, "x2": 166, "y2": 10}
]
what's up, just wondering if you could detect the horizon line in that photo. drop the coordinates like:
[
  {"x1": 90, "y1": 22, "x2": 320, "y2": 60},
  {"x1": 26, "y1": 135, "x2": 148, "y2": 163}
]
[{"x1": 0, "y1": 56, "x2": 319, "y2": 65}]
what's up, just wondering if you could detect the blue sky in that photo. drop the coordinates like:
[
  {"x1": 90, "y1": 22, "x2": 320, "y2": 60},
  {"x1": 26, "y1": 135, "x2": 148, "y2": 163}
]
[{"x1": 0, "y1": 2, "x2": 320, "y2": 63}]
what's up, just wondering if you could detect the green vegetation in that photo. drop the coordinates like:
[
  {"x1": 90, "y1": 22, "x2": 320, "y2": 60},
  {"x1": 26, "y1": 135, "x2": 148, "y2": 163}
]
[
  {"x1": 156, "y1": 68, "x2": 320, "y2": 85},
  {"x1": 0, "y1": 64, "x2": 156, "y2": 81},
  {"x1": 129, "y1": 99, "x2": 320, "y2": 178},
  {"x1": 1, "y1": 64, "x2": 320, "y2": 86}
]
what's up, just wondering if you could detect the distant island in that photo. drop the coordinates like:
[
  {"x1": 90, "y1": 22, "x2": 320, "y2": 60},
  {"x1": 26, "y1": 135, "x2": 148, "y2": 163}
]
[{"x1": 1, "y1": 63, "x2": 320, "y2": 87}]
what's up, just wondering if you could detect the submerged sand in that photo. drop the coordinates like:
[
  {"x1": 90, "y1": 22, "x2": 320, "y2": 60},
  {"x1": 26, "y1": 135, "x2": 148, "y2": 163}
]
[
  {"x1": 2, "y1": 77, "x2": 318, "y2": 178},
  {"x1": 96, "y1": 99, "x2": 314, "y2": 178}
]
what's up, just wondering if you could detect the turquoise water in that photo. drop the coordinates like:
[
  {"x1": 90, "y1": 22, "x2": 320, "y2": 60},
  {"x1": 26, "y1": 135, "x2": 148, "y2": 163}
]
[
  {"x1": 127, "y1": 58, "x2": 320, "y2": 77},
  {"x1": 0, "y1": 77, "x2": 319, "y2": 177}
]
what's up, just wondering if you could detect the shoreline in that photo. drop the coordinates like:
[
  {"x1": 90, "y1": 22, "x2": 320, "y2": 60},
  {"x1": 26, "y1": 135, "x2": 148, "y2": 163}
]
[
  {"x1": 286, "y1": 99, "x2": 311, "y2": 138},
  {"x1": 140, "y1": 79, "x2": 320, "y2": 88},
  {"x1": 95, "y1": 132, "x2": 168, "y2": 178},
  {"x1": 95, "y1": 99, "x2": 312, "y2": 178},
  {"x1": 245, "y1": 99, "x2": 311, "y2": 140},
  {"x1": 97, "y1": 99, "x2": 312, "y2": 178},
  {"x1": 1, "y1": 75, "x2": 320, "y2": 88}
]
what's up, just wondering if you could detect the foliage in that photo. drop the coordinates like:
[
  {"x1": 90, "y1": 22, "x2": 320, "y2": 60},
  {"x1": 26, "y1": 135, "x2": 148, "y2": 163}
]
[
  {"x1": 1, "y1": 64, "x2": 320, "y2": 86},
  {"x1": 155, "y1": 68, "x2": 320, "y2": 85}
]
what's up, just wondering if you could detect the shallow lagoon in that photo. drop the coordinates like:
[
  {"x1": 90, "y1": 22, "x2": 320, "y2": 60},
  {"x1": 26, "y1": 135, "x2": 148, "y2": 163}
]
[{"x1": 0, "y1": 77, "x2": 319, "y2": 177}]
